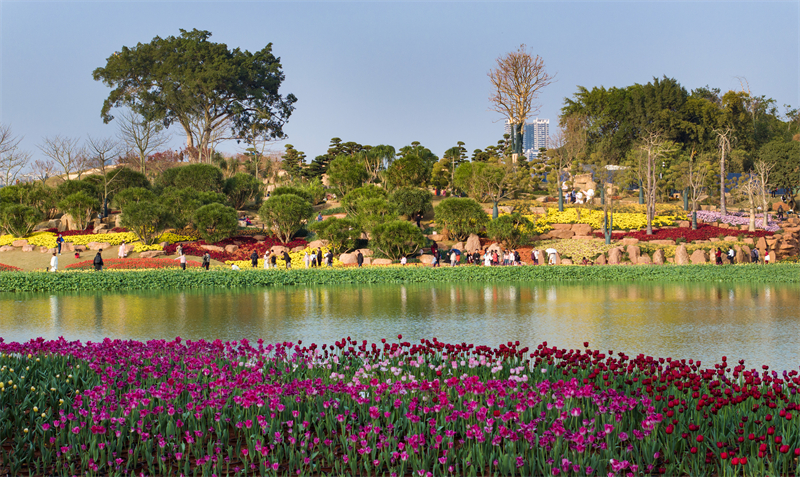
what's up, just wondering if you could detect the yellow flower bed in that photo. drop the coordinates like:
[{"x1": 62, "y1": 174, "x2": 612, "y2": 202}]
[
  {"x1": 65, "y1": 232, "x2": 139, "y2": 246},
  {"x1": 525, "y1": 208, "x2": 683, "y2": 231},
  {"x1": 133, "y1": 243, "x2": 163, "y2": 253},
  {"x1": 0, "y1": 235, "x2": 19, "y2": 246},
  {"x1": 225, "y1": 247, "x2": 343, "y2": 269},
  {"x1": 157, "y1": 231, "x2": 200, "y2": 244}
]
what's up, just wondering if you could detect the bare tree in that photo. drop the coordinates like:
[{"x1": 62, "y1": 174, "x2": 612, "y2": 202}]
[
  {"x1": 636, "y1": 131, "x2": 678, "y2": 235},
  {"x1": 116, "y1": 109, "x2": 171, "y2": 176},
  {"x1": 86, "y1": 136, "x2": 124, "y2": 217},
  {"x1": 684, "y1": 150, "x2": 709, "y2": 230},
  {"x1": 185, "y1": 115, "x2": 232, "y2": 163},
  {"x1": 733, "y1": 173, "x2": 760, "y2": 232},
  {"x1": 0, "y1": 125, "x2": 30, "y2": 186},
  {"x1": 38, "y1": 136, "x2": 88, "y2": 180},
  {"x1": 30, "y1": 159, "x2": 56, "y2": 185},
  {"x1": 488, "y1": 44, "x2": 555, "y2": 156},
  {"x1": 753, "y1": 159, "x2": 775, "y2": 225},
  {"x1": 714, "y1": 127, "x2": 734, "y2": 215}
]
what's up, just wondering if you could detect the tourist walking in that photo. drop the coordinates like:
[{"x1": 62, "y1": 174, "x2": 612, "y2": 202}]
[
  {"x1": 304, "y1": 251, "x2": 311, "y2": 268},
  {"x1": 316, "y1": 248, "x2": 323, "y2": 268},
  {"x1": 325, "y1": 250, "x2": 333, "y2": 267},
  {"x1": 202, "y1": 252, "x2": 211, "y2": 270},
  {"x1": 93, "y1": 250, "x2": 104, "y2": 271},
  {"x1": 357, "y1": 250, "x2": 364, "y2": 267},
  {"x1": 532, "y1": 249, "x2": 539, "y2": 265},
  {"x1": 56, "y1": 234, "x2": 64, "y2": 255},
  {"x1": 50, "y1": 252, "x2": 58, "y2": 272},
  {"x1": 282, "y1": 250, "x2": 292, "y2": 269},
  {"x1": 174, "y1": 251, "x2": 187, "y2": 270},
  {"x1": 176, "y1": 244, "x2": 183, "y2": 256},
  {"x1": 764, "y1": 249, "x2": 771, "y2": 264},
  {"x1": 727, "y1": 247, "x2": 735, "y2": 265},
  {"x1": 400, "y1": 256, "x2": 407, "y2": 266},
  {"x1": 715, "y1": 248, "x2": 723, "y2": 265},
  {"x1": 450, "y1": 250, "x2": 457, "y2": 267},
  {"x1": 483, "y1": 250, "x2": 491, "y2": 267},
  {"x1": 250, "y1": 250, "x2": 258, "y2": 268},
  {"x1": 750, "y1": 248, "x2": 759, "y2": 263},
  {"x1": 264, "y1": 250, "x2": 270, "y2": 269},
  {"x1": 270, "y1": 251, "x2": 277, "y2": 268}
]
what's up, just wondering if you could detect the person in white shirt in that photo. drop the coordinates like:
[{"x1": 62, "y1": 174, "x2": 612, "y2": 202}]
[
  {"x1": 303, "y1": 251, "x2": 310, "y2": 268},
  {"x1": 118, "y1": 242, "x2": 127, "y2": 259},
  {"x1": 576, "y1": 191, "x2": 584, "y2": 204},
  {"x1": 400, "y1": 256, "x2": 407, "y2": 266},
  {"x1": 484, "y1": 251, "x2": 492, "y2": 267},
  {"x1": 263, "y1": 250, "x2": 270, "y2": 269},
  {"x1": 50, "y1": 253, "x2": 58, "y2": 272},
  {"x1": 231, "y1": 264, "x2": 240, "y2": 270}
]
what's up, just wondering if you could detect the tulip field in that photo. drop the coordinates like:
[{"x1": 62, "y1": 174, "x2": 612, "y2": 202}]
[{"x1": 1, "y1": 337, "x2": 799, "y2": 477}]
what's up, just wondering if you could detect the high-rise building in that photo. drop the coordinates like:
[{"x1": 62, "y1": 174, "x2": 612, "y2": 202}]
[{"x1": 503, "y1": 119, "x2": 549, "y2": 160}]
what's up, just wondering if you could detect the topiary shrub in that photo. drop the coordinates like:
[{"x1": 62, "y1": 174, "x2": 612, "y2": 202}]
[
  {"x1": 370, "y1": 220, "x2": 426, "y2": 260},
  {"x1": 389, "y1": 186, "x2": 433, "y2": 219},
  {"x1": 309, "y1": 217, "x2": 362, "y2": 254},
  {"x1": 341, "y1": 185, "x2": 387, "y2": 215},
  {"x1": 193, "y1": 203, "x2": 239, "y2": 244},
  {"x1": 434, "y1": 197, "x2": 489, "y2": 241},
  {"x1": 259, "y1": 194, "x2": 314, "y2": 243},
  {"x1": 485, "y1": 213, "x2": 535, "y2": 249},
  {"x1": 271, "y1": 186, "x2": 313, "y2": 204},
  {"x1": 224, "y1": 173, "x2": 262, "y2": 209},
  {"x1": 120, "y1": 201, "x2": 174, "y2": 245},
  {"x1": 58, "y1": 191, "x2": 101, "y2": 230},
  {"x1": 113, "y1": 187, "x2": 156, "y2": 210},
  {"x1": 0, "y1": 204, "x2": 43, "y2": 237},
  {"x1": 157, "y1": 163, "x2": 225, "y2": 192}
]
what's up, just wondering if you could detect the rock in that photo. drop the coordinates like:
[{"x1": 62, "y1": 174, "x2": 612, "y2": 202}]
[
  {"x1": 653, "y1": 249, "x2": 665, "y2": 265},
  {"x1": 64, "y1": 242, "x2": 75, "y2": 252},
  {"x1": 552, "y1": 224, "x2": 572, "y2": 230},
  {"x1": 735, "y1": 246, "x2": 748, "y2": 264},
  {"x1": 418, "y1": 254, "x2": 434, "y2": 265},
  {"x1": 428, "y1": 234, "x2": 445, "y2": 242},
  {"x1": 372, "y1": 258, "x2": 393, "y2": 266},
  {"x1": 595, "y1": 253, "x2": 607, "y2": 265},
  {"x1": 225, "y1": 244, "x2": 239, "y2": 254},
  {"x1": 86, "y1": 242, "x2": 111, "y2": 251},
  {"x1": 12, "y1": 239, "x2": 28, "y2": 247},
  {"x1": 571, "y1": 235, "x2": 594, "y2": 240},
  {"x1": 719, "y1": 223, "x2": 730, "y2": 229},
  {"x1": 465, "y1": 234, "x2": 481, "y2": 253},
  {"x1": 93, "y1": 225, "x2": 109, "y2": 234},
  {"x1": 772, "y1": 202, "x2": 790, "y2": 212},
  {"x1": 359, "y1": 249, "x2": 374, "y2": 257},
  {"x1": 561, "y1": 259, "x2": 573, "y2": 265},
  {"x1": 572, "y1": 224, "x2": 592, "y2": 236},
  {"x1": 626, "y1": 245, "x2": 640, "y2": 264},
  {"x1": 339, "y1": 253, "x2": 357, "y2": 265},
  {"x1": 74, "y1": 245, "x2": 87, "y2": 252},
  {"x1": 551, "y1": 251, "x2": 561, "y2": 265},
  {"x1": 675, "y1": 244, "x2": 690, "y2": 265},
  {"x1": 39, "y1": 246, "x2": 50, "y2": 253},
  {"x1": 114, "y1": 214, "x2": 124, "y2": 228},
  {"x1": 608, "y1": 248, "x2": 622, "y2": 265},
  {"x1": 22, "y1": 244, "x2": 35, "y2": 252},
  {"x1": 649, "y1": 240, "x2": 675, "y2": 246},
  {"x1": 362, "y1": 257, "x2": 372, "y2": 265},
  {"x1": 677, "y1": 220, "x2": 691, "y2": 228},
  {"x1": 139, "y1": 250, "x2": 166, "y2": 258},
  {"x1": 549, "y1": 230, "x2": 575, "y2": 239},
  {"x1": 709, "y1": 238, "x2": 720, "y2": 243},
  {"x1": 269, "y1": 245, "x2": 288, "y2": 255},
  {"x1": 291, "y1": 246, "x2": 306, "y2": 252},
  {"x1": 620, "y1": 238, "x2": 639, "y2": 246},
  {"x1": 452, "y1": 242, "x2": 464, "y2": 252},
  {"x1": 756, "y1": 237, "x2": 767, "y2": 255},
  {"x1": 307, "y1": 240, "x2": 329, "y2": 249},
  {"x1": 46, "y1": 218, "x2": 61, "y2": 229},
  {"x1": 742, "y1": 237, "x2": 754, "y2": 244},
  {"x1": 201, "y1": 245, "x2": 225, "y2": 252},
  {"x1": 486, "y1": 243, "x2": 503, "y2": 253},
  {"x1": 638, "y1": 255, "x2": 652, "y2": 265},
  {"x1": 667, "y1": 257, "x2": 675, "y2": 264},
  {"x1": 689, "y1": 249, "x2": 707, "y2": 264},
  {"x1": 159, "y1": 242, "x2": 169, "y2": 250},
  {"x1": 724, "y1": 236, "x2": 739, "y2": 242},
  {"x1": 61, "y1": 213, "x2": 78, "y2": 231},
  {"x1": 252, "y1": 235, "x2": 266, "y2": 241}
]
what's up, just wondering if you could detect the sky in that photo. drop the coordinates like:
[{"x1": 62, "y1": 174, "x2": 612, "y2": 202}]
[{"x1": 1, "y1": 1, "x2": 798, "y2": 169}]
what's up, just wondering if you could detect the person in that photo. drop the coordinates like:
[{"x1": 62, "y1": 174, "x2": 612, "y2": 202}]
[
  {"x1": 400, "y1": 256, "x2": 407, "y2": 266},
  {"x1": 483, "y1": 250, "x2": 491, "y2": 267},
  {"x1": 231, "y1": 264, "x2": 240, "y2": 270},
  {"x1": 532, "y1": 249, "x2": 539, "y2": 265},
  {"x1": 310, "y1": 251, "x2": 318, "y2": 268},
  {"x1": 270, "y1": 251, "x2": 278, "y2": 268},
  {"x1": 250, "y1": 250, "x2": 259, "y2": 268},
  {"x1": 450, "y1": 250, "x2": 457, "y2": 267},
  {"x1": 576, "y1": 190, "x2": 584, "y2": 204},
  {"x1": 245, "y1": 217, "x2": 252, "y2": 226},
  {"x1": 514, "y1": 250, "x2": 520, "y2": 265},
  {"x1": 492, "y1": 250, "x2": 498, "y2": 266},
  {"x1": 74, "y1": 252, "x2": 80, "y2": 260},
  {"x1": 548, "y1": 251, "x2": 557, "y2": 265},
  {"x1": 176, "y1": 244, "x2": 183, "y2": 256},
  {"x1": 472, "y1": 251, "x2": 480, "y2": 265},
  {"x1": 431, "y1": 253, "x2": 438, "y2": 267},
  {"x1": 430, "y1": 242, "x2": 438, "y2": 257},
  {"x1": 777, "y1": 205, "x2": 784, "y2": 222},
  {"x1": 325, "y1": 250, "x2": 333, "y2": 267},
  {"x1": 282, "y1": 250, "x2": 292, "y2": 269},
  {"x1": 581, "y1": 257, "x2": 589, "y2": 266},
  {"x1": 118, "y1": 241, "x2": 127, "y2": 259},
  {"x1": 264, "y1": 250, "x2": 271, "y2": 269},
  {"x1": 316, "y1": 212, "x2": 323, "y2": 222},
  {"x1": 585, "y1": 189, "x2": 595, "y2": 205},
  {"x1": 56, "y1": 234, "x2": 64, "y2": 255},
  {"x1": 303, "y1": 251, "x2": 311, "y2": 268},
  {"x1": 715, "y1": 248, "x2": 723, "y2": 265},
  {"x1": 750, "y1": 248, "x2": 759, "y2": 263},
  {"x1": 202, "y1": 252, "x2": 211, "y2": 270},
  {"x1": 50, "y1": 252, "x2": 58, "y2": 272},
  {"x1": 764, "y1": 248, "x2": 771, "y2": 264},
  {"x1": 415, "y1": 213, "x2": 422, "y2": 229},
  {"x1": 316, "y1": 248, "x2": 323, "y2": 268},
  {"x1": 356, "y1": 250, "x2": 364, "y2": 267},
  {"x1": 93, "y1": 250, "x2": 104, "y2": 271},
  {"x1": 727, "y1": 247, "x2": 735, "y2": 265},
  {"x1": 174, "y1": 251, "x2": 187, "y2": 270}
]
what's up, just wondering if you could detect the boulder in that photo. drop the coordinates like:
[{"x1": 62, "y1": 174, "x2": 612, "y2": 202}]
[
  {"x1": 64, "y1": 242, "x2": 75, "y2": 252},
  {"x1": 12, "y1": 239, "x2": 28, "y2": 247},
  {"x1": 595, "y1": 253, "x2": 607, "y2": 265},
  {"x1": 465, "y1": 234, "x2": 481, "y2": 253},
  {"x1": 772, "y1": 202, "x2": 790, "y2": 212},
  {"x1": 61, "y1": 213, "x2": 78, "y2": 231},
  {"x1": 291, "y1": 246, "x2": 306, "y2": 252},
  {"x1": 487, "y1": 243, "x2": 503, "y2": 253},
  {"x1": 667, "y1": 257, "x2": 675, "y2": 264},
  {"x1": 418, "y1": 254, "x2": 434, "y2": 265},
  {"x1": 159, "y1": 242, "x2": 169, "y2": 250},
  {"x1": 139, "y1": 250, "x2": 166, "y2": 258},
  {"x1": 307, "y1": 240, "x2": 330, "y2": 250},
  {"x1": 22, "y1": 244, "x2": 35, "y2": 252},
  {"x1": 561, "y1": 259, "x2": 573, "y2": 265},
  {"x1": 452, "y1": 242, "x2": 464, "y2": 253},
  {"x1": 677, "y1": 220, "x2": 691, "y2": 228},
  {"x1": 74, "y1": 245, "x2": 87, "y2": 252},
  {"x1": 46, "y1": 218, "x2": 61, "y2": 229},
  {"x1": 550, "y1": 251, "x2": 561, "y2": 265},
  {"x1": 620, "y1": 238, "x2": 639, "y2": 246},
  {"x1": 114, "y1": 214, "x2": 124, "y2": 228},
  {"x1": 652, "y1": 249, "x2": 665, "y2": 265},
  {"x1": 201, "y1": 245, "x2": 225, "y2": 252},
  {"x1": 649, "y1": 240, "x2": 675, "y2": 246},
  {"x1": 93, "y1": 225, "x2": 109, "y2": 234},
  {"x1": 689, "y1": 249, "x2": 707, "y2": 264},
  {"x1": 709, "y1": 238, "x2": 720, "y2": 243},
  {"x1": 675, "y1": 244, "x2": 690, "y2": 265},
  {"x1": 0, "y1": 245, "x2": 13, "y2": 252},
  {"x1": 372, "y1": 258, "x2": 392, "y2": 266},
  {"x1": 626, "y1": 245, "x2": 640, "y2": 264},
  {"x1": 735, "y1": 245, "x2": 749, "y2": 264},
  {"x1": 362, "y1": 257, "x2": 372, "y2": 266},
  {"x1": 225, "y1": 244, "x2": 239, "y2": 254},
  {"x1": 549, "y1": 230, "x2": 575, "y2": 239},
  {"x1": 608, "y1": 247, "x2": 622, "y2": 265},
  {"x1": 359, "y1": 249, "x2": 374, "y2": 257},
  {"x1": 552, "y1": 224, "x2": 573, "y2": 230},
  {"x1": 428, "y1": 234, "x2": 445, "y2": 242},
  {"x1": 269, "y1": 245, "x2": 288, "y2": 255},
  {"x1": 638, "y1": 255, "x2": 652, "y2": 265},
  {"x1": 756, "y1": 237, "x2": 767, "y2": 256},
  {"x1": 339, "y1": 253, "x2": 357, "y2": 265},
  {"x1": 742, "y1": 237, "x2": 754, "y2": 245},
  {"x1": 572, "y1": 224, "x2": 592, "y2": 236},
  {"x1": 724, "y1": 236, "x2": 739, "y2": 242},
  {"x1": 39, "y1": 246, "x2": 50, "y2": 253},
  {"x1": 252, "y1": 235, "x2": 266, "y2": 242},
  {"x1": 86, "y1": 242, "x2": 111, "y2": 251}
]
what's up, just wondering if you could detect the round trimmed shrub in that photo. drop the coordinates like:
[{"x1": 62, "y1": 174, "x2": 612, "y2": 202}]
[
  {"x1": 193, "y1": 203, "x2": 239, "y2": 244},
  {"x1": 434, "y1": 197, "x2": 488, "y2": 241}
]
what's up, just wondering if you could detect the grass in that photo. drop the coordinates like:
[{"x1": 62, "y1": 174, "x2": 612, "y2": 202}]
[{"x1": 0, "y1": 249, "x2": 227, "y2": 272}]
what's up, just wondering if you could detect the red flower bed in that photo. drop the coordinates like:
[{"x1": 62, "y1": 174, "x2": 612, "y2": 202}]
[
  {"x1": 164, "y1": 235, "x2": 307, "y2": 261},
  {"x1": 0, "y1": 262, "x2": 21, "y2": 271},
  {"x1": 593, "y1": 223, "x2": 773, "y2": 242},
  {"x1": 42, "y1": 228, "x2": 95, "y2": 236},
  {"x1": 65, "y1": 258, "x2": 201, "y2": 270}
]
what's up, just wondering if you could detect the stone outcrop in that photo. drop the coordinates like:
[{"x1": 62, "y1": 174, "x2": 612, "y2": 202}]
[
  {"x1": 689, "y1": 249, "x2": 707, "y2": 264},
  {"x1": 418, "y1": 254, "x2": 434, "y2": 265},
  {"x1": 291, "y1": 246, "x2": 306, "y2": 252},
  {"x1": 339, "y1": 253, "x2": 357, "y2": 265},
  {"x1": 269, "y1": 245, "x2": 288, "y2": 255},
  {"x1": 675, "y1": 244, "x2": 690, "y2": 265},
  {"x1": 638, "y1": 255, "x2": 652, "y2": 265},
  {"x1": 139, "y1": 250, "x2": 166, "y2": 258},
  {"x1": 561, "y1": 259, "x2": 573, "y2": 265},
  {"x1": 372, "y1": 258, "x2": 392, "y2": 266},
  {"x1": 571, "y1": 224, "x2": 592, "y2": 236},
  {"x1": 0, "y1": 245, "x2": 14, "y2": 252},
  {"x1": 652, "y1": 249, "x2": 665, "y2": 265},
  {"x1": 201, "y1": 245, "x2": 225, "y2": 252},
  {"x1": 608, "y1": 247, "x2": 622, "y2": 265},
  {"x1": 620, "y1": 238, "x2": 639, "y2": 246},
  {"x1": 86, "y1": 242, "x2": 111, "y2": 251},
  {"x1": 547, "y1": 230, "x2": 575, "y2": 240},
  {"x1": 22, "y1": 244, "x2": 35, "y2": 252},
  {"x1": 12, "y1": 239, "x2": 28, "y2": 247},
  {"x1": 225, "y1": 244, "x2": 240, "y2": 254},
  {"x1": 307, "y1": 239, "x2": 329, "y2": 249},
  {"x1": 595, "y1": 253, "x2": 607, "y2": 265},
  {"x1": 626, "y1": 245, "x2": 640, "y2": 264},
  {"x1": 465, "y1": 234, "x2": 481, "y2": 253}
]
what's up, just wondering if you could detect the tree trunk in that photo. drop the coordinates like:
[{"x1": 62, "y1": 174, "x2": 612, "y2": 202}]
[
  {"x1": 749, "y1": 207, "x2": 756, "y2": 232},
  {"x1": 720, "y1": 151, "x2": 727, "y2": 216},
  {"x1": 492, "y1": 201, "x2": 499, "y2": 220}
]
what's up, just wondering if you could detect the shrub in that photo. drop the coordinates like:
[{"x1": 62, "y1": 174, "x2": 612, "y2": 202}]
[
  {"x1": 486, "y1": 213, "x2": 535, "y2": 249},
  {"x1": 327, "y1": 154, "x2": 369, "y2": 196},
  {"x1": 58, "y1": 191, "x2": 101, "y2": 230},
  {"x1": 370, "y1": 220, "x2": 426, "y2": 260},
  {"x1": 353, "y1": 198, "x2": 398, "y2": 232},
  {"x1": 159, "y1": 187, "x2": 205, "y2": 228},
  {"x1": 341, "y1": 185, "x2": 387, "y2": 214},
  {"x1": 113, "y1": 187, "x2": 156, "y2": 210},
  {"x1": 223, "y1": 173, "x2": 262, "y2": 209},
  {"x1": 56, "y1": 180, "x2": 100, "y2": 201},
  {"x1": 309, "y1": 217, "x2": 361, "y2": 254},
  {"x1": 0, "y1": 204, "x2": 43, "y2": 237},
  {"x1": 434, "y1": 197, "x2": 488, "y2": 241},
  {"x1": 0, "y1": 183, "x2": 58, "y2": 220},
  {"x1": 157, "y1": 163, "x2": 225, "y2": 192},
  {"x1": 300, "y1": 178, "x2": 327, "y2": 205},
  {"x1": 120, "y1": 201, "x2": 174, "y2": 245},
  {"x1": 271, "y1": 186, "x2": 313, "y2": 204},
  {"x1": 389, "y1": 186, "x2": 433, "y2": 218},
  {"x1": 193, "y1": 203, "x2": 239, "y2": 244},
  {"x1": 384, "y1": 154, "x2": 428, "y2": 190},
  {"x1": 258, "y1": 194, "x2": 314, "y2": 243}
]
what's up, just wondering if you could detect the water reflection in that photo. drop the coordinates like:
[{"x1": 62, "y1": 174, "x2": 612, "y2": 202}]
[{"x1": 1, "y1": 281, "x2": 799, "y2": 371}]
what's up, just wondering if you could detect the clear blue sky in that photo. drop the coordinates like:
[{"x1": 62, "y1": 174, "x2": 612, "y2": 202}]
[{"x1": 1, "y1": 1, "x2": 798, "y2": 166}]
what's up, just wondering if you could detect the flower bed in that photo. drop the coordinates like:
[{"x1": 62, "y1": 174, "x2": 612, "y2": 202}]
[
  {"x1": 695, "y1": 210, "x2": 781, "y2": 232},
  {"x1": 164, "y1": 236, "x2": 308, "y2": 262},
  {"x1": 593, "y1": 223, "x2": 773, "y2": 242},
  {"x1": 0, "y1": 337, "x2": 798, "y2": 477},
  {"x1": 0, "y1": 262, "x2": 21, "y2": 271},
  {"x1": 527, "y1": 208, "x2": 684, "y2": 233},
  {"x1": 225, "y1": 246, "x2": 343, "y2": 269},
  {"x1": 64, "y1": 258, "x2": 201, "y2": 270},
  {"x1": 535, "y1": 239, "x2": 617, "y2": 261}
]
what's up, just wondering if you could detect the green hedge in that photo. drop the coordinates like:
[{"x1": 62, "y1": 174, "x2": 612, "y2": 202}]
[{"x1": 0, "y1": 264, "x2": 799, "y2": 292}]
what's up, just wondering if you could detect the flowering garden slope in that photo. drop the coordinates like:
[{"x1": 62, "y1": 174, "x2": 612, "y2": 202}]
[
  {"x1": 0, "y1": 264, "x2": 799, "y2": 292},
  {"x1": 0, "y1": 262, "x2": 21, "y2": 272},
  {"x1": 0, "y1": 337, "x2": 798, "y2": 476},
  {"x1": 65, "y1": 258, "x2": 202, "y2": 270}
]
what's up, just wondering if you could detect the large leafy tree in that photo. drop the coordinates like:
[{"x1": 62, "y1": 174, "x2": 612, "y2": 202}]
[
  {"x1": 258, "y1": 194, "x2": 314, "y2": 243},
  {"x1": 434, "y1": 198, "x2": 488, "y2": 241},
  {"x1": 327, "y1": 154, "x2": 369, "y2": 197},
  {"x1": 93, "y1": 29, "x2": 297, "y2": 164}
]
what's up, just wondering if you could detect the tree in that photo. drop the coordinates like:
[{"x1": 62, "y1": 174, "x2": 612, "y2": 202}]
[
  {"x1": 384, "y1": 154, "x2": 428, "y2": 191},
  {"x1": 388, "y1": 187, "x2": 433, "y2": 219},
  {"x1": 309, "y1": 217, "x2": 361, "y2": 254},
  {"x1": 38, "y1": 136, "x2": 88, "y2": 179},
  {"x1": 327, "y1": 154, "x2": 369, "y2": 196},
  {"x1": 157, "y1": 163, "x2": 225, "y2": 192},
  {"x1": 363, "y1": 145, "x2": 395, "y2": 183},
  {"x1": 714, "y1": 127, "x2": 734, "y2": 215},
  {"x1": 681, "y1": 150, "x2": 710, "y2": 230},
  {"x1": 271, "y1": 186, "x2": 313, "y2": 204},
  {"x1": 488, "y1": 44, "x2": 555, "y2": 156},
  {"x1": 732, "y1": 174, "x2": 760, "y2": 232},
  {"x1": 352, "y1": 197, "x2": 398, "y2": 233},
  {"x1": 0, "y1": 124, "x2": 30, "y2": 186},
  {"x1": 280, "y1": 144, "x2": 306, "y2": 181},
  {"x1": 453, "y1": 160, "x2": 514, "y2": 219},
  {"x1": 120, "y1": 201, "x2": 173, "y2": 245},
  {"x1": 58, "y1": 191, "x2": 101, "y2": 230},
  {"x1": 395, "y1": 142, "x2": 437, "y2": 181},
  {"x1": 160, "y1": 187, "x2": 204, "y2": 228},
  {"x1": 113, "y1": 187, "x2": 156, "y2": 210},
  {"x1": 340, "y1": 185, "x2": 387, "y2": 215},
  {"x1": 434, "y1": 198, "x2": 488, "y2": 241},
  {"x1": 370, "y1": 220, "x2": 426, "y2": 260},
  {"x1": 258, "y1": 193, "x2": 313, "y2": 243},
  {"x1": 30, "y1": 160, "x2": 56, "y2": 185},
  {"x1": 0, "y1": 204, "x2": 42, "y2": 237},
  {"x1": 635, "y1": 131, "x2": 678, "y2": 234},
  {"x1": 485, "y1": 213, "x2": 534, "y2": 249},
  {"x1": 94, "y1": 29, "x2": 297, "y2": 163},
  {"x1": 116, "y1": 109, "x2": 171, "y2": 176},
  {"x1": 223, "y1": 173, "x2": 262, "y2": 209},
  {"x1": 193, "y1": 203, "x2": 239, "y2": 243},
  {"x1": 753, "y1": 159, "x2": 775, "y2": 224},
  {"x1": 759, "y1": 139, "x2": 799, "y2": 209}
]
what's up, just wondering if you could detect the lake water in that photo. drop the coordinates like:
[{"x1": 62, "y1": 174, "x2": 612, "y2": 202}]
[{"x1": 1, "y1": 281, "x2": 799, "y2": 371}]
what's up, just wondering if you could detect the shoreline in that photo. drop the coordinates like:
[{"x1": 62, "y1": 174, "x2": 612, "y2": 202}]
[{"x1": 1, "y1": 262, "x2": 799, "y2": 292}]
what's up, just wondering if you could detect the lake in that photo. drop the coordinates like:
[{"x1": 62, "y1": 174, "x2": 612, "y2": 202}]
[{"x1": 1, "y1": 281, "x2": 799, "y2": 371}]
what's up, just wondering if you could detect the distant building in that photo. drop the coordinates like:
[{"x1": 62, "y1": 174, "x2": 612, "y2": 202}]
[{"x1": 503, "y1": 119, "x2": 549, "y2": 160}]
